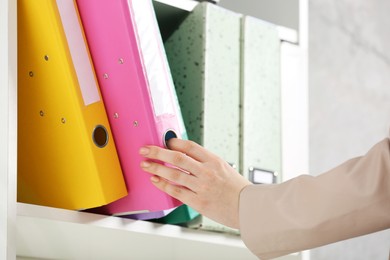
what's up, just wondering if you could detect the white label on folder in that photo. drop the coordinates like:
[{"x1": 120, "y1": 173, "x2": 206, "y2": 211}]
[
  {"x1": 252, "y1": 168, "x2": 275, "y2": 184},
  {"x1": 56, "y1": 0, "x2": 100, "y2": 106},
  {"x1": 130, "y1": 0, "x2": 175, "y2": 116}
]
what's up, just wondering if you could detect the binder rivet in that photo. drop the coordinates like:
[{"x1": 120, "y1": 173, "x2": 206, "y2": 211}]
[
  {"x1": 133, "y1": 121, "x2": 138, "y2": 127},
  {"x1": 114, "y1": 113, "x2": 119, "y2": 119},
  {"x1": 103, "y1": 73, "x2": 109, "y2": 79},
  {"x1": 61, "y1": 118, "x2": 66, "y2": 124},
  {"x1": 44, "y1": 55, "x2": 49, "y2": 61},
  {"x1": 29, "y1": 71, "x2": 34, "y2": 77},
  {"x1": 39, "y1": 110, "x2": 44, "y2": 117},
  {"x1": 118, "y1": 58, "x2": 124, "y2": 64}
]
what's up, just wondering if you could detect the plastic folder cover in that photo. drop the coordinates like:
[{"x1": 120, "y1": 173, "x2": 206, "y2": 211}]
[
  {"x1": 17, "y1": 0, "x2": 127, "y2": 210},
  {"x1": 77, "y1": 0, "x2": 183, "y2": 216}
]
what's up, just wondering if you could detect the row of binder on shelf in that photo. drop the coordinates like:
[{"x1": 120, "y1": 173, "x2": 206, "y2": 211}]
[{"x1": 17, "y1": 0, "x2": 281, "y2": 231}]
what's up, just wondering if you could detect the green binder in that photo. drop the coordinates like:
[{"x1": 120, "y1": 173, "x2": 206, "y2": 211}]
[
  {"x1": 164, "y1": 2, "x2": 241, "y2": 233},
  {"x1": 164, "y1": 2, "x2": 241, "y2": 169},
  {"x1": 155, "y1": 205, "x2": 199, "y2": 225},
  {"x1": 240, "y1": 16, "x2": 282, "y2": 183}
]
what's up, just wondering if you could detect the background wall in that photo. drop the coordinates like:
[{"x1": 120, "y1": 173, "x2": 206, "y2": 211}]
[{"x1": 309, "y1": 0, "x2": 390, "y2": 259}]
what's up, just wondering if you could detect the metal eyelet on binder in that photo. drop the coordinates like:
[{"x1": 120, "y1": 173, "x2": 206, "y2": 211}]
[
  {"x1": 92, "y1": 125, "x2": 109, "y2": 148},
  {"x1": 29, "y1": 71, "x2": 34, "y2": 77},
  {"x1": 163, "y1": 130, "x2": 178, "y2": 148},
  {"x1": 103, "y1": 73, "x2": 109, "y2": 79},
  {"x1": 118, "y1": 58, "x2": 124, "y2": 64},
  {"x1": 133, "y1": 120, "x2": 138, "y2": 127},
  {"x1": 114, "y1": 113, "x2": 119, "y2": 119},
  {"x1": 39, "y1": 110, "x2": 44, "y2": 117},
  {"x1": 44, "y1": 55, "x2": 49, "y2": 61},
  {"x1": 61, "y1": 118, "x2": 66, "y2": 124}
]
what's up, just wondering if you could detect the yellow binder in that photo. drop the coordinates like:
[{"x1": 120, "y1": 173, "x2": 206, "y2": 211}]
[{"x1": 17, "y1": 0, "x2": 127, "y2": 210}]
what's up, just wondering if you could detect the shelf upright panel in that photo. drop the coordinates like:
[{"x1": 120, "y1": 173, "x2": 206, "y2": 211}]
[{"x1": 0, "y1": 0, "x2": 17, "y2": 259}]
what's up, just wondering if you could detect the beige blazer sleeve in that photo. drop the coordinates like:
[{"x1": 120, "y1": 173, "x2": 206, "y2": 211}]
[{"x1": 239, "y1": 138, "x2": 390, "y2": 259}]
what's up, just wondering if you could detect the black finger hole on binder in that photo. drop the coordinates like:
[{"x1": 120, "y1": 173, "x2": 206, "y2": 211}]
[
  {"x1": 163, "y1": 130, "x2": 178, "y2": 149},
  {"x1": 93, "y1": 125, "x2": 109, "y2": 148}
]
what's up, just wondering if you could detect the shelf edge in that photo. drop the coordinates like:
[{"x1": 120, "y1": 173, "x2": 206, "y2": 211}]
[{"x1": 17, "y1": 203, "x2": 246, "y2": 248}]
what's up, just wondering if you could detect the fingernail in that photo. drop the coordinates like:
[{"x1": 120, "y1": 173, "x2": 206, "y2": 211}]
[
  {"x1": 140, "y1": 161, "x2": 151, "y2": 168},
  {"x1": 139, "y1": 147, "x2": 150, "y2": 155},
  {"x1": 150, "y1": 176, "x2": 160, "y2": 183}
]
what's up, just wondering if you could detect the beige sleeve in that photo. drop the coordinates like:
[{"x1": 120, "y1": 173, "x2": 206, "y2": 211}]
[{"x1": 239, "y1": 138, "x2": 390, "y2": 259}]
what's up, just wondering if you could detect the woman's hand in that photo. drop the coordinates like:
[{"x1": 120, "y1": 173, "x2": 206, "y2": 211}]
[{"x1": 139, "y1": 138, "x2": 251, "y2": 229}]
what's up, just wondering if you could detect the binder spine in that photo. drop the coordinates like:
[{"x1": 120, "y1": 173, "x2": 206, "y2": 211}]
[
  {"x1": 164, "y1": 3, "x2": 241, "y2": 168},
  {"x1": 17, "y1": 0, "x2": 126, "y2": 210},
  {"x1": 164, "y1": 3, "x2": 208, "y2": 146},
  {"x1": 56, "y1": 0, "x2": 126, "y2": 203},
  {"x1": 129, "y1": 0, "x2": 185, "y2": 141},
  {"x1": 240, "y1": 16, "x2": 282, "y2": 180},
  {"x1": 77, "y1": 0, "x2": 182, "y2": 215}
]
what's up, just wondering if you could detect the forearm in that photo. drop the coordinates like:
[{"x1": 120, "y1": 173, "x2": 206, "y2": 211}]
[{"x1": 239, "y1": 138, "x2": 390, "y2": 259}]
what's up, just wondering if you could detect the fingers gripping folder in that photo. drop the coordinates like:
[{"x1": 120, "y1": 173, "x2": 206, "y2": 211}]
[
  {"x1": 77, "y1": 0, "x2": 184, "y2": 218},
  {"x1": 17, "y1": 0, "x2": 127, "y2": 210}
]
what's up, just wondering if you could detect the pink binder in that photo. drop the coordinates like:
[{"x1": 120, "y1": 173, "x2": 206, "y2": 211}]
[{"x1": 76, "y1": 0, "x2": 183, "y2": 217}]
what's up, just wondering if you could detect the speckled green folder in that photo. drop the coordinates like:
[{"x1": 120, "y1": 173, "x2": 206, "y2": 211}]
[
  {"x1": 164, "y1": 2, "x2": 241, "y2": 169},
  {"x1": 164, "y1": 2, "x2": 241, "y2": 234},
  {"x1": 240, "y1": 16, "x2": 281, "y2": 181}
]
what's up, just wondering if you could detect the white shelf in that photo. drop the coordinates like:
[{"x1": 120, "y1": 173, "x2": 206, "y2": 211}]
[
  {"x1": 16, "y1": 203, "x2": 255, "y2": 259},
  {"x1": 16, "y1": 203, "x2": 300, "y2": 259}
]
